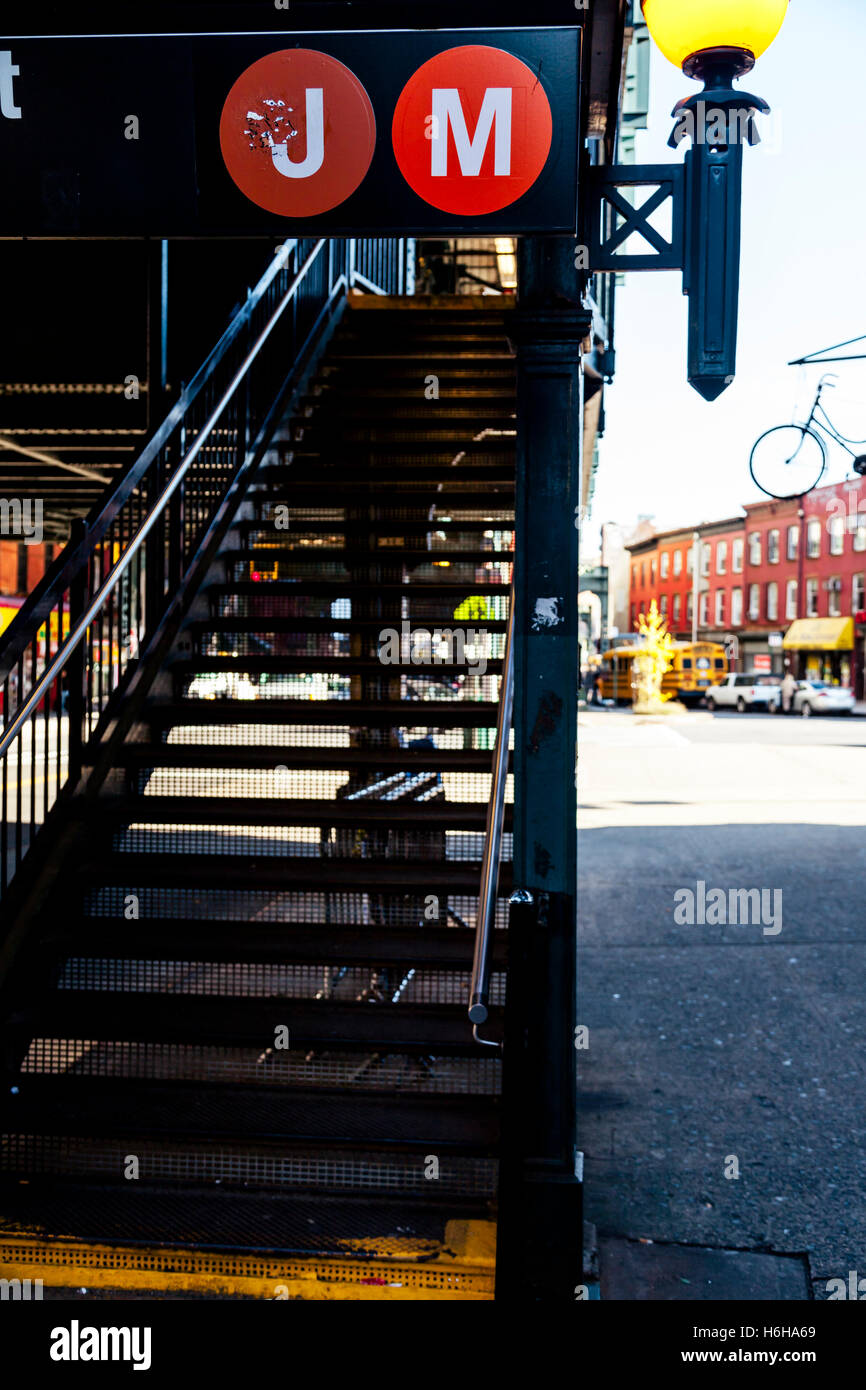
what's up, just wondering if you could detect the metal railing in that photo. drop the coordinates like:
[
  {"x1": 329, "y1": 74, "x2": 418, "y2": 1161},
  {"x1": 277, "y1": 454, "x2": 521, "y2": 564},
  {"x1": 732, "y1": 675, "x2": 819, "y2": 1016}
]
[
  {"x1": 0, "y1": 236, "x2": 410, "y2": 895},
  {"x1": 468, "y1": 590, "x2": 515, "y2": 1041}
]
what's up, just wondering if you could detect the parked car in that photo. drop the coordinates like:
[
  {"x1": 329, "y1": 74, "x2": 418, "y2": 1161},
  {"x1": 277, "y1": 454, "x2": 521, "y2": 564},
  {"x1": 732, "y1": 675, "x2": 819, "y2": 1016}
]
[
  {"x1": 705, "y1": 672, "x2": 781, "y2": 713},
  {"x1": 790, "y1": 680, "x2": 855, "y2": 717}
]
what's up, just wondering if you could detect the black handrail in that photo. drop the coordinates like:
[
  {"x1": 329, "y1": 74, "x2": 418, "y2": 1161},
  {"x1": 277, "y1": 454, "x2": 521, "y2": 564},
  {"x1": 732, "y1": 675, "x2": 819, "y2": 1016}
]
[
  {"x1": 468, "y1": 588, "x2": 514, "y2": 1041},
  {"x1": 0, "y1": 236, "x2": 410, "y2": 895}
]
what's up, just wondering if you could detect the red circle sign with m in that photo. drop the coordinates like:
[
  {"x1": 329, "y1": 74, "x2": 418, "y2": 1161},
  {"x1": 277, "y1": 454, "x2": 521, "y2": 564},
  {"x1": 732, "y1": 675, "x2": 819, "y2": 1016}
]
[
  {"x1": 219, "y1": 49, "x2": 376, "y2": 217},
  {"x1": 391, "y1": 46, "x2": 553, "y2": 216}
]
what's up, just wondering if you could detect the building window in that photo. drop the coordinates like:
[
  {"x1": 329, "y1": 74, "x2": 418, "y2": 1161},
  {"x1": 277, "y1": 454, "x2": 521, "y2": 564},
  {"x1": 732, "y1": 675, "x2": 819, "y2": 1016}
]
[
  {"x1": 716, "y1": 540, "x2": 727, "y2": 575},
  {"x1": 828, "y1": 578, "x2": 842, "y2": 618},
  {"x1": 787, "y1": 525, "x2": 799, "y2": 561},
  {"x1": 785, "y1": 579, "x2": 798, "y2": 620},
  {"x1": 731, "y1": 588, "x2": 743, "y2": 626},
  {"x1": 748, "y1": 583, "x2": 761, "y2": 621},
  {"x1": 687, "y1": 591, "x2": 694, "y2": 621},
  {"x1": 687, "y1": 544, "x2": 695, "y2": 575},
  {"x1": 673, "y1": 549, "x2": 683, "y2": 576},
  {"x1": 829, "y1": 515, "x2": 845, "y2": 556},
  {"x1": 673, "y1": 592, "x2": 681, "y2": 624},
  {"x1": 806, "y1": 578, "x2": 819, "y2": 617},
  {"x1": 768, "y1": 529, "x2": 780, "y2": 564},
  {"x1": 640, "y1": 562, "x2": 645, "y2": 586},
  {"x1": 767, "y1": 581, "x2": 778, "y2": 621},
  {"x1": 699, "y1": 593, "x2": 708, "y2": 627},
  {"x1": 749, "y1": 531, "x2": 762, "y2": 566},
  {"x1": 732, "y1": 537, "x2": 744, "y2": 573},
  {"x1": 650, "y1": 558, "x2": 656, "y2": 584},
  {"x1": 854, "y1": 513, "x2": 866, "y2": 553},
  {"x1": 660, "y1": 594, "x2": 668, "y2": 618},
  {"x1": 807, "y1": 518, "x2": 821, "y2": 558},
  {"x1": 660, "y1": 551, "x2": 669, "y2": 579},
  {"x1": 853, "y1": 573, "x2": 865, "y2": 612},
  {"x1": 700, "y1": 544, "x2": 710, "y2": 578},
  {"x1": 715, "y1": 590, "x2": 725, "y2": 625}
]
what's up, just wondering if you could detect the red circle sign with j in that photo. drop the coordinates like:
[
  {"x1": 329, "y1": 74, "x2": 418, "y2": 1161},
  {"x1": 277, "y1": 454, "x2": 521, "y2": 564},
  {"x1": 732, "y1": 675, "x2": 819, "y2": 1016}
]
[
  {"x1": 219, "y1": 49, "x2": 376, "y2": 218},
  {"x1": 391, "y1": 46, "x2": 553, "y2": 216}
]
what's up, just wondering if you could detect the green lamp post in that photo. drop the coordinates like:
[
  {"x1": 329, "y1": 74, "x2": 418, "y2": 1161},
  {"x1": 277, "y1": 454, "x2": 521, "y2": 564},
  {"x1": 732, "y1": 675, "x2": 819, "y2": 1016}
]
[{"x1": 589, "y1": 0, "x2": 789, "y2": 399}]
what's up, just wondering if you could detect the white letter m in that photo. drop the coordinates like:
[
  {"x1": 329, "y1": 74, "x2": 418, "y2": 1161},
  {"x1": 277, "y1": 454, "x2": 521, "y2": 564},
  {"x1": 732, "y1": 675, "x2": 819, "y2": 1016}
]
[{"x1": 430, "y1": 88, "x2": 512, "y2": 177}]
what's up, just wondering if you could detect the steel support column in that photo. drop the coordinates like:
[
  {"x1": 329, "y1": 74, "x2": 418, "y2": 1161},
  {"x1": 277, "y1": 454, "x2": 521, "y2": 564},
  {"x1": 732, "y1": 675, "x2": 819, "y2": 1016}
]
[{"x1": 496, "y1": 237, "x2": 589, "y2": 1301}]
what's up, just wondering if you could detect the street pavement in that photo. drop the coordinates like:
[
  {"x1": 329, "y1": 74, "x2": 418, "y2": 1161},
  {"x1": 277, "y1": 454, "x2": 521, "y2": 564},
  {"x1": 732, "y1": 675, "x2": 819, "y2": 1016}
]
[{"x1": 578, "y1": 706, "x2": 866, "y2": 1299}]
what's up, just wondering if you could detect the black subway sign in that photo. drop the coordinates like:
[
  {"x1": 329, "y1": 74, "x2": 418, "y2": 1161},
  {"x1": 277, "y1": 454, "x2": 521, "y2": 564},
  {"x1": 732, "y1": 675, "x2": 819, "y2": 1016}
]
[{"x1": 0, "y1": 27, "x2": 579, "y2": 236}]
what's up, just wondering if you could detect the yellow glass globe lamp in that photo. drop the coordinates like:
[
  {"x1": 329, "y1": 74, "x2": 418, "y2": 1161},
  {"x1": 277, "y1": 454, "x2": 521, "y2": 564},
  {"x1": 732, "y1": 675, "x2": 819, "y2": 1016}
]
[{"x1": 642, "y1": 0, "x2": 789, "y2": 79}]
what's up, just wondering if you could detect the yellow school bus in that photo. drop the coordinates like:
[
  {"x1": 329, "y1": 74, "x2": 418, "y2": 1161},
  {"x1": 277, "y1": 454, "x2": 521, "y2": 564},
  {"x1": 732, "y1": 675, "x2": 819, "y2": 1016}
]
[{"x1": 597, "y1": 641, "x2": 729, "y2": 707}]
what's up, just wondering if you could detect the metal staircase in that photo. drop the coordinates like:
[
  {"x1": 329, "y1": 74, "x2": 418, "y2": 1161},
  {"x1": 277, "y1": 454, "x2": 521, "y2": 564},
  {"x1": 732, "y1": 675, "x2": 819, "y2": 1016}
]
[{"x1": 0, "y1": 244, "x2": 516, "y2": 1299}]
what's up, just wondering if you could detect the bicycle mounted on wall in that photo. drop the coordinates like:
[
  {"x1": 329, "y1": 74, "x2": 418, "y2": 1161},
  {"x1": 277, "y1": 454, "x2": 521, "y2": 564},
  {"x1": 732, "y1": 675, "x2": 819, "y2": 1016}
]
[{"x1": 750, "y1": 372, "x2": 866, "y2": 501}]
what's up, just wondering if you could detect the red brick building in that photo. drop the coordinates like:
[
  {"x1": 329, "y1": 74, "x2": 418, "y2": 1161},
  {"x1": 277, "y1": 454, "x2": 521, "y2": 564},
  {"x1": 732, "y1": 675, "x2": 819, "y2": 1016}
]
[
  {"x1": 626, "y1": 478, "x2": 866, "y2": 696},
  {"x1": 0, "y1": 540, "x2": 53, "y2": 634},
  {"x1": 739, "y1": 495, "x2": 799, "y2": 671},
  {"x1": 628, "y1": 515, "x2": 745, "y2": 648}
]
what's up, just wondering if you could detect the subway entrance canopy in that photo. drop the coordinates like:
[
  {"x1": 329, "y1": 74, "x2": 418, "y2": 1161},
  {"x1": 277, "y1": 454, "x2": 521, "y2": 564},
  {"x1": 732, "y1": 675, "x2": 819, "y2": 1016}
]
[{"x1": 0, "y1": 27, "x2": 579, "y2": 236}]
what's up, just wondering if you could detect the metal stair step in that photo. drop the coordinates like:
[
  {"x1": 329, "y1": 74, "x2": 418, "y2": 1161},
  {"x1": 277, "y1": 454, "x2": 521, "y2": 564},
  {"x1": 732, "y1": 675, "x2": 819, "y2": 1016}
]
[
  {"x1": 145, "y1": 699, "x2": 501, "y2": 729},
  {"x1": 0, "y1": 1183, "x2": 493, "y2": 1256},
  {"x1": 299, "y1": 400, "x2": 515, "y2": 418},
  {"x1": 239, "y1": 520, "x2": 514, "y2": 536},
  {"x1": 256, "y1": 465, "x2": 515, "y2": 485},
  {"x1": 247, "y1": 487, "x2": 513, "y2": 506},
  {"x1": 37, "y1": 919, "x2": 506, "y2": 968},
  {"x1": 199, "y1": 579, "x2": 510, "y2": 598},
  {"x1": 228, "y1": 544, "x2": 512, "y2": 561},
  {"x1": 293, "y1": 426, "x2": 515, "y2": 445},
  {"x1": 281, "y1": 439, "x2": 514, "y2": 459},
  {"x1": 97, "y1": 746, "x2": 511, "y2": 773},
  {"x1": 4, "y1": 1079, "x2": 500, "y2": 1151},
  {"x1": 323, "y1": 351, "x2": 513, "y2": 363},
  {"x1": 72, "y1": 856, "x2": 511, "y2": 893},
  {"x1": 192, "y1": 617, "x2": 507, "y2": 635},
  {"x1": 0, "y1": 1135, "x2": 496, "y2": 1200},
  {"x1": 79, "y1": 797, "x2": 508, "y2": 830},
  {"x1": 168, "y1": 656, "x2": 504, "y2": 676},
  {"x1": 9, "y1": 994, "x2": 503, "y2": 1053}
]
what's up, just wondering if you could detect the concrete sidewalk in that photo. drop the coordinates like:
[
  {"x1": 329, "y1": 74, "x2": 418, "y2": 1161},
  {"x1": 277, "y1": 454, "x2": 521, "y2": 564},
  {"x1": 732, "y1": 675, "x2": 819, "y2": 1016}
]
[{"x1": 578, "y1": 709, "x2": 866, "y2": 1300}]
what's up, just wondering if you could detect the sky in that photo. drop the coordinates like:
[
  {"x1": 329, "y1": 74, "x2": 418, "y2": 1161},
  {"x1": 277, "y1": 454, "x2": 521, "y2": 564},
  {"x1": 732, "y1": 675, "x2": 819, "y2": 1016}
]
[{"x1": 590, "y1": 0, "x2": 866, "y2": 548}]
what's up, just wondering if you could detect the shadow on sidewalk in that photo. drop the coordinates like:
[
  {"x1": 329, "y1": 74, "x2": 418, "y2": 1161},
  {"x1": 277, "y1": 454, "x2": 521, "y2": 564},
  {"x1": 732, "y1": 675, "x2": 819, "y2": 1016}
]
[{"x1": 578, "y1": 821, "x2": 866, "y2": 1296}]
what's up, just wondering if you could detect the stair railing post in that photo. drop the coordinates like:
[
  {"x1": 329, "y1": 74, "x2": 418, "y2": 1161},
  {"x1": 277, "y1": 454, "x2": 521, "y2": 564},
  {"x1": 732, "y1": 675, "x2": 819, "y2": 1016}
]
[
  {"x1": 145, "y1": 237, "x2": 169, "y2": 633},
  {"x1": 65, "y1": 518, "x2": 88, "y2": 787}
]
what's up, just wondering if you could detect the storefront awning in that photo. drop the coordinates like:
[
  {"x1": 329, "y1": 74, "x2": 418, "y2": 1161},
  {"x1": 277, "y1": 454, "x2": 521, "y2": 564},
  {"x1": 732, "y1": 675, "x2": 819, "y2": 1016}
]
[{"x1": 782, "y1": 618, "x2": 855, "y2": 651}]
